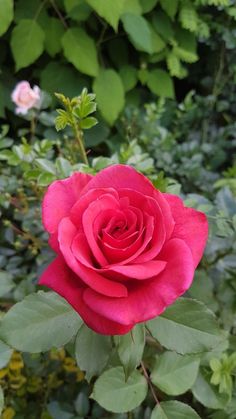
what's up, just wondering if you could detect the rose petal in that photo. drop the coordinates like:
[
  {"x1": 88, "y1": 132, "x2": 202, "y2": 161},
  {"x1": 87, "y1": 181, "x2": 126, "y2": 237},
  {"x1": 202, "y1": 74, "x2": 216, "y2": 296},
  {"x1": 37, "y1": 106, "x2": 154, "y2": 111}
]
[
  {"x1": 70, "y1": 188, "x2": 119, "y2": 227},
  {"x1": 83, "y1": 238, "x2": 194, "y2": 325},
  {"x1": 82, "y1": 194, "x2": 120, "y2": 266},
  {"x1": 58, "y1": 217, "x2": 128, "y2": 298},
  {"x1": 42, "y1": 172, "x2": 92, "y2": 234},
  {"x1": 39, "y1": 257, "x2": 132, "y2": 335},
  {"x1": 164, "y1": 194, "x2": 208, "y2": 267},
  {"x1": 80, "y1": 164, "x2": 157, "y2": 197},
  {"x1": 107, "y1": 260, "x2": 167, "y2": 280}
]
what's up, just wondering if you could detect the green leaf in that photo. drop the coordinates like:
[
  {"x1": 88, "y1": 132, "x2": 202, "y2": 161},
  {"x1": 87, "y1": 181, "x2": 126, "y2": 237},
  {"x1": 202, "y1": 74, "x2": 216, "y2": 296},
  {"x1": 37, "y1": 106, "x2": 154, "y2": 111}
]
[
  {"x1": 149, "y1": 24, "x2": 166, "y2": 53},
  {"x1": 44, "y1": 18, "x2": 64, "y2": 57},
  {"x1": 119, "y1": 65, "x2": 138, "y2": 92},
  {"x1": 80, "y1": 117, "x2": 98, "y2": 129},
  {"x1": 62, "y1": 28, "x2": 99, "y2": 77},
  {"x1": 0, "y1": 291, "x2": 83, "y2": 352},
  {"x1": 75, "y1": 324, "x2": 112, "y2": 381},
  {"x1": 40, "y1": 62, "x2": 88, "y2": 100},
  {"x1": 86, "y1": 0, "x2": 125, "y2": 31},
  {"x1": 140, "y1": 0, "x2": 158, "y2": 13},
  {"x1": 115, "y1": 324, "x2": 145, "y2": 379},
  {"x1": 0, "y1": 340, "x2": 13, "y2": 369},
  {"x1": 160, "y1": 0, "x2": 179, "y2": 20},
  {"x1": 179, "y1": 2, "x2": 198, "y2": 33},
  {"x1": 0, "y1": 271, "x2": 14, "y2": 297},
  {"x1": 147, "y1": 298, "x2": 224, "y2": 354},
  {"x1": 122, "y1": 13, "x2": 152, "y2": 53},
  {"x1": 122, "y1": 0, "x2": 142, "y2": 15},
  {"x1": 147, "y1": 69, "x2": 174, "y2": 98},
  {"x1": 0, "y1": 0, "x2": 13, "y2": 36},
  {"x1": 192, "y1": 369, "x2": 230, "y2": 409},
  {"x1": 152, "y1": 11, "x2": 174, "y2": 41},
  {"x1": 151, "y1": 401, "x2": 201, "y2": 419},
  {"x1": 64, "y1": 0, "x2": 91, "y2": 22},
  {"x1": 35, "y1": 158, "x2": 56, "y2": 174},
  {"x1": 92, "y1": 367, "x2": 148, "y2": 413},
  {"x1": 37, "y1": 172, "x2": 56, "y2": 186},
  {"x1": 0, "y1": 386, "x2": 3, "y2": 416},
  {"x1": 10, "y1": 19, "x2": 45, "y2": 70},
  {"x1": 93, "y1": 69, "x2": 125, "y2": 125},
  {"x1": 56, "y1": 157, "x2": 72, "y2": 177},
  {"x1": 150, "y1": 352, "x2": 200, "y2": 395}
]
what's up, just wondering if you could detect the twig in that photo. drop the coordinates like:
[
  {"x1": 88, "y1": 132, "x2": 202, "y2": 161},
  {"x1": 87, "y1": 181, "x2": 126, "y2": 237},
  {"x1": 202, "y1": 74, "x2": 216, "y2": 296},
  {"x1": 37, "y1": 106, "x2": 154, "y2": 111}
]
[
  {"x1": 141, "y1": 361, "x2": 159, "y2": 405},
  {"x1": 50, "y1": 0, "x2": 68, "y2": 28}
]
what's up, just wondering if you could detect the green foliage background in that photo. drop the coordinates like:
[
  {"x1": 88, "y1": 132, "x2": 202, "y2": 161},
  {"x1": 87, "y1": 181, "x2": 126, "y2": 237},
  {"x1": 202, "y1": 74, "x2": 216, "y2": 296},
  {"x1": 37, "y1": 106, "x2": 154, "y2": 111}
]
[
  {"x1": 0, "y1": 0, "x2": 236, "y2": 418},
  {"x1": 0, "y1": 0, "x2": 236, "y2": 126}
]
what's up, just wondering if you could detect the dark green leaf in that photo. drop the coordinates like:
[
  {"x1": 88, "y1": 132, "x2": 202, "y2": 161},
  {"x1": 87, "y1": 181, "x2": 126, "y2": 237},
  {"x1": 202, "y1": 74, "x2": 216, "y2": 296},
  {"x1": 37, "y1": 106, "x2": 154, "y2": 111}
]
[
  {"x1": 92, "y1": 367, "x2": 148, "y2": 413},
  {"x1": 151, "y1": 401, "x2": 201, "y2": 419},
  {"x1": 0, "y1": 291, "x2": 83, "y2": 352},
  {"x1": 75, "y1": 325, "x2": 112, "y2": 381},
  {"x1": 115, "y1": 324, "x2": 145, "y2": 378},
  {"x1": 147, "y1": 298, "x2": 224, "y2": 354}
]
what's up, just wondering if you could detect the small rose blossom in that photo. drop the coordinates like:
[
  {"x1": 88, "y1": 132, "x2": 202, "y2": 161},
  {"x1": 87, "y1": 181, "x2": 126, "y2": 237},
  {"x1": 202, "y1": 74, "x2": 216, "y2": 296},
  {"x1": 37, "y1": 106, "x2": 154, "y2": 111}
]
[
  {"x1": 39, "y1": 165, "x2": 208, "y2": 335},
  {"x1": 11, "y1": 81, "x2": 41, "y2": 115}
]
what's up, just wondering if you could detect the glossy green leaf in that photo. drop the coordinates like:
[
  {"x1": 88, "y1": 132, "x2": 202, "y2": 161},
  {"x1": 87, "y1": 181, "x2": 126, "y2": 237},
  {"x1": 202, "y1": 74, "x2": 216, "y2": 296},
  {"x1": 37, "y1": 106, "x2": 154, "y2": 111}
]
[
  {"x1": 10, "y1": 19, "x2": 45, "y2": 70},
  {"x1": 151, "y1": 351, "x2": 200, "y2": 395},
  {"x1": 0, "y1": 291, "x2": 82, "y2": 352},
  {"x1": 122, "y1": 13, "x2": 152, "y2": 53},
  {"x1": 44, "y1": 18, "x2": 64, "y2": 57},
  {"x1": 93, "y1": 69, "x2": 125, "y2": 125},
  {"x1": 151, "y1": 401, "x2": 201, "y2": 419},
  {"x1": 115, "y1": 324, "x2": 145, "y2": 378},
  {"x1": 92, "y1": 367, "x2": 148, "y2": 413},
  {"x1": 75, "y1": 324, "x2": 112, "y2": 381},
  {"x1": 62, "y1": 28, "x2": 99, "y2": 76},
  {"x1": 147, "y1": 298, "x2": 224, "y2": 354},
  {"x1": 0, "y1": 0, "x2": 13, "y2": 36},
  {"x1": 147, "y1": 69, "x2": 174, "y2": 98},
  {"x1": 86, "y1": 0, "x2": 125, "y2": 31}
]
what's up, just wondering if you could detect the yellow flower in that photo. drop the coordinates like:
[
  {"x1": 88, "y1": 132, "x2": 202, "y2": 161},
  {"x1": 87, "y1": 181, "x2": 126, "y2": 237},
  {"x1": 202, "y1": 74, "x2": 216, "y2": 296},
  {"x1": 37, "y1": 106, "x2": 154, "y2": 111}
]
[
  {"x1": 9, "y1": 352, "x2": 24, "y2": 371},
  {"x1": 2, "y1": 407, "x2": 15, "y2": 419}
]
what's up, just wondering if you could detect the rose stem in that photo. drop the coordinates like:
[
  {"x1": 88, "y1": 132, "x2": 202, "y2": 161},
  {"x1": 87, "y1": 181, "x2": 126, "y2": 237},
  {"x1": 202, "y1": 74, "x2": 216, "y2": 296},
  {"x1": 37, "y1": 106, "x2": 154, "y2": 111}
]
[{"x1": 141, "y1": 361, "x2": 160, "y2": 405}]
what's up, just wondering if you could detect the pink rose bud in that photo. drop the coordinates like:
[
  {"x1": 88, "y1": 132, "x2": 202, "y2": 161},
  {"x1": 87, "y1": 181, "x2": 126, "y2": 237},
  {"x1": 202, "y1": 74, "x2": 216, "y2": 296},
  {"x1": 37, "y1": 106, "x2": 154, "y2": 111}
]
[
  {"x1": 39, "y1": 165, "x2": 209, "y2": 335},
  {"x1": 11, "y1": 81, "x2": 41, "y2": 115}
]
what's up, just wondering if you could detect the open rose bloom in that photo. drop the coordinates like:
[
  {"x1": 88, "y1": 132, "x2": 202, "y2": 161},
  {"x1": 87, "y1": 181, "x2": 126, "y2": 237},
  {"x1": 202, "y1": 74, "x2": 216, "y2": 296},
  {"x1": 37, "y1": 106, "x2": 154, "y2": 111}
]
[
  {"x1": 39, "y1": 165, "x2": 208, "y2": 335},
  {"x1": 11, "y1": 81, "x2": 41, "y2": 115}
]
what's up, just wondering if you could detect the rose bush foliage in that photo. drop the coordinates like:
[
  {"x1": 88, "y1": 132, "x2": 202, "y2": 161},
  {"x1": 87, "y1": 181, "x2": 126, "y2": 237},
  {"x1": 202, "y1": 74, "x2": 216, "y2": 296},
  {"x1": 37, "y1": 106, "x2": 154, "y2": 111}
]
[{"x1": 40, "y1": 164, "x2": 208, "y2": 335}]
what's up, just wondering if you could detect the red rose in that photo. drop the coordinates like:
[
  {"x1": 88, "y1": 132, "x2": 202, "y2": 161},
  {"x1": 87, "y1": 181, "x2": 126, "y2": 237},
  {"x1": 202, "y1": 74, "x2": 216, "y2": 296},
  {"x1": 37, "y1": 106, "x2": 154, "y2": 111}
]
[{"x1": 39, "y1": 165, "x2": 208, "y2": 335}]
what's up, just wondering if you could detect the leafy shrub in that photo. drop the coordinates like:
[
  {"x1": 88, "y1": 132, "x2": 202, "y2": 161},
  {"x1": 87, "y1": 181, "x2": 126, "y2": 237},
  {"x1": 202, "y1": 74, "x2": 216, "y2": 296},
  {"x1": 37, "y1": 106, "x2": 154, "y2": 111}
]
[{"x1": 0, "y1": 0, "x2": 234, "y2": 126}]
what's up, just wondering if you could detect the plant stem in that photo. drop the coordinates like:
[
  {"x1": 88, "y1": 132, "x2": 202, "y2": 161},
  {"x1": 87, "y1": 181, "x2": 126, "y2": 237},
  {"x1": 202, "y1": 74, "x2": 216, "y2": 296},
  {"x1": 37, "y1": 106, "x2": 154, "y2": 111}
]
[
  {"x1": 72, "y1": 120, "x2": 89, "y2": 165},
  {"x1": 141, "y1": 361, "x2": 160, "y2": 405}
]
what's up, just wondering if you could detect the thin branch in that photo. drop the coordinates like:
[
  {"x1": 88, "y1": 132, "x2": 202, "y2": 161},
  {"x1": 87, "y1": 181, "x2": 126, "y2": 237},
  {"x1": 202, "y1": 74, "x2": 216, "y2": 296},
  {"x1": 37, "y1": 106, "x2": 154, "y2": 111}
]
[
  {"x1": 50, "y1": 0, "x2": 68, "y2": 29},
  {"x1": 141, "y1": 361, "x2": 160, "y2": 405}
]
